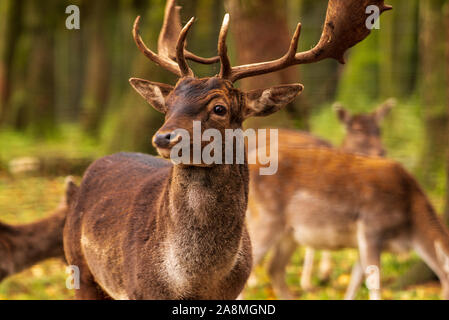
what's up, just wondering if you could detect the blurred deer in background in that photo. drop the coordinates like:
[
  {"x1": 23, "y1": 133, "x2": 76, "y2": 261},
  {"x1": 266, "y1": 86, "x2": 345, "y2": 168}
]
[
  {"x1": 63, "y1": 0, "x2": 388, "y2": 300},
  {"x1": 300, "y1": 99, "x2": 396, "y2": 291},
  {"x1": 246, "y1": 99, "x2": 396, "y2": 296},
  {"x1": 0, "y1": 177, "x2": 77, "y2": 281},
  {"x1": 249, "y1": 142, "x2": 449, "y2": 300}
]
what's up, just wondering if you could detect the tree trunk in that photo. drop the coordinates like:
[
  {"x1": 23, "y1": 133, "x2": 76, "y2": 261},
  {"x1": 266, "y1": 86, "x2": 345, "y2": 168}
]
[
  {"x1": 378, "y1": 0, "x2": 419, "y2": 99},
  {"x1": 55, "y1": 0, "x2": 86, "y2": 123},
  {"x1": 396, "y1": 0, "x2": 449, "y2": 287},
  {"x1": 0, "y1": 0, "x2": 23, "y2": 125},
  {"x1": 225, "y1": 0, "x2": 309, "y2": 129},
  {"x1": 104, "y1": 1, "x2": 168, "y2": 155},
  {"x1": 24, "y1": 0, "x2": 57, "y2": 137},
  {"x1": 445, "y1": 3, "x2": 449, "y2": 226},
  {"x1": 419, "y1": 0, "x2": 448, "y2": 189},
  {"x1": 81, "y1": 0, "x2": 114, "y2": 136}
]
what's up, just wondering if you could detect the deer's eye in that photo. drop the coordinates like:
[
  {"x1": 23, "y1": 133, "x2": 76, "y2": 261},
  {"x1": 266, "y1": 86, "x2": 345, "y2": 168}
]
[{"x1": 213, "y1": 105, "x2": 227, "y2": 116}]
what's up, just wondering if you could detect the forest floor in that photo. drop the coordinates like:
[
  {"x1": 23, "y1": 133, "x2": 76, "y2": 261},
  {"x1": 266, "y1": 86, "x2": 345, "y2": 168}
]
[{"x1": 0, "y1": 174, "x2": 443, "y2": 300}]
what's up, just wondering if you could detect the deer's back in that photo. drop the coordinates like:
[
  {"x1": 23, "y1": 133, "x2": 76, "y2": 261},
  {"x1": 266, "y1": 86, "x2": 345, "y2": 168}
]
[{"x1": 250, "y1": 147, "x2": 413, "y2": 250}]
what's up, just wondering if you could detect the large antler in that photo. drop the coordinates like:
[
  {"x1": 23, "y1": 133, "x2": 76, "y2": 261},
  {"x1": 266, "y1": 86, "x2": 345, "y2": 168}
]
[
  {"x1": 159, "y1": 0, "x2": 220, "y2": 65},
  {"x1": 133, "y1": 0, "x2": 219, "y2": 78},
  {"x1": 133, "y1": 15, "x2": 192, "y2": 77},
  {"x1": 219, "y1": 0, "x2": 392, "y2": 82}
]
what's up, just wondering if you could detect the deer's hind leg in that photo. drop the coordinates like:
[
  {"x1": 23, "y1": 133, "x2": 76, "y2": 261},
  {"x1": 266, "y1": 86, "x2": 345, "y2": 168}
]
[
  {"x1": 412, "y1": 234, "x2": 449, "y2": 300},
  {"x1": 357, "y1": 223, "x2": 382, "y2": 300},
  {"x1": 300, "y1": 247, "x2": 315, "y2": 291},
  {"x1": 250, "y1": 210, "x2": 286, "y2": 266}
]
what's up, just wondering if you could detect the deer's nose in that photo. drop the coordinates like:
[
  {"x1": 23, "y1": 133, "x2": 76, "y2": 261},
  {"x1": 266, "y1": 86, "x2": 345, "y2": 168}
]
[
  {"x1": 153, "y1": 132, "x2": 172, "y2": 148},
  {"x1": 153, "y1": 132, "x2": 181, "y2": 149}
]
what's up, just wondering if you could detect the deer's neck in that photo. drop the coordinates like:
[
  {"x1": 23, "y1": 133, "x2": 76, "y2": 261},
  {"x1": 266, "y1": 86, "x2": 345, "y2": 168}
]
[{"x1": 163, "y1": 163, "x2": 249, "y2": 291}]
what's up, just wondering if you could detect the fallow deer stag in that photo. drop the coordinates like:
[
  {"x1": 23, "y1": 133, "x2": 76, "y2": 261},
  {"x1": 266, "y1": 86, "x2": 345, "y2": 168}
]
[
  {"x1": 0, "y1": 177, "x2": 77, "y2": 281},
  {"x1": 63, "y1": 0, "x2": 388, "y2": 300},
  {"x1": 246, "y1": 99, "x2": 396, "y2": 298}
]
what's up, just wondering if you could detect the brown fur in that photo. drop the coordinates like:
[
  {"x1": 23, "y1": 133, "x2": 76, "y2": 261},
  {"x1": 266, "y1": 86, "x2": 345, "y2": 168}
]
[
  {"x1": 336, "y1": 99, "x2": 395, "y2": 156},
  {"x1": 249, "y1": 146, "x2": 449, "y2": 299},
  {"x1": 247, "y1": 101, "x2": 394, "y2": 299},
  {"x1": 63, "y1": 77, "x2": 302, "y2": 300}
]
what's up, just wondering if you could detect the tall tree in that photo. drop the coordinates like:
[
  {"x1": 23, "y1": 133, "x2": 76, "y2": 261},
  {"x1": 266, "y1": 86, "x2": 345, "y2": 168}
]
[
  {"x1": 225, "y1": 0, "x2": 308, "y2": 129},
  {"x1": 445, "y1": 3, "x2": 449, "y2": 226},
  {"x1": 24, "y1": 0, "x2": 58, "y2": 136},
  {"x1": 104, "y1": 1, "x2": 169, "y2": 155},
  {"x1": 0, "y1": 0, "x2": 23, "y2": 126},
  {"x1": 419, "y1": 0, "x2": 448, "y2": 189},
  {"x1": 81, "y1": 0, "x2": 116, "y2": 136},
  {"x1": 56, "y1": 0, "x2": 86, "y2": 123},
  {"x1": 378, "y1": 0, "x2": 419, "y2": 99},
  {"x1": 291, "y1": 1, "x2": 340, "y2": 111},
  {"x1": 396, "y1": 0, "x2": 449, "y2": 288}
]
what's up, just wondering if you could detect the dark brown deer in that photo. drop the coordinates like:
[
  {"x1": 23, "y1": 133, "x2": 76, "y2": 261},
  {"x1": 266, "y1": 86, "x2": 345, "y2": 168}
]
[
  {"x1": 0, "y1": 177, "x2": 78, "y2": 281},
  {"x1": 63, "y1": 0, "x2": 389, "y2": 300}
]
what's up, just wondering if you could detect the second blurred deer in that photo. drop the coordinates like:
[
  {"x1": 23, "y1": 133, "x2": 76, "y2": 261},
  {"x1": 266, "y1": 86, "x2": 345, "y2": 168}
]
[
  {"x1": 246, "y1": 99, "x2": 396, "y2": 299},
  {"x1": 300, "y1": 99, "x2": 396, "y2": 290}
]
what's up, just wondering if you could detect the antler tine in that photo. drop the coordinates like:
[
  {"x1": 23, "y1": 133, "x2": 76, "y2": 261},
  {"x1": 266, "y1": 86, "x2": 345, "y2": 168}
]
[
  {"x1": 218, "y1": 14, "x2": 232, "y2": 79},
  {"x1": 185, "y1": 52, "x2": 220, "y2": 64},
  {"x1": 221, "y1": 0, "x2": 392, "y2": 83},
  {"x1": 133, "y1": 15, "x2": 182, "y2": 77},
  {"x1": 176, "y1": 17, "x2": 195, "y2": 77},
  {"x1": 159, "y1": 0, "x2": 219, "y2": 65}
]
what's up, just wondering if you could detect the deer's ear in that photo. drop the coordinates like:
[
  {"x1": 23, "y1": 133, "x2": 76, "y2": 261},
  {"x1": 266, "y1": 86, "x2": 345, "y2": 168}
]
[
  {"x1": 243, "y1": 84, "x2": 303, "y2": 119},
  {"x1": 374, "y1": 98, "x2": 396, "y2": 122},
  {"x1": 333, "y1": 103, "x2": 351, "y2": 124},
  {"x1": 129, "y1": 78, "x2": 174, "y2": 113}
]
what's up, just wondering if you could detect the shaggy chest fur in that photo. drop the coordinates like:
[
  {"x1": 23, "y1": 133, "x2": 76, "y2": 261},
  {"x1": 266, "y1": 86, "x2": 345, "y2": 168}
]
[{"x1": 161, "y1": 165, "x2": 249, "y2": 298}]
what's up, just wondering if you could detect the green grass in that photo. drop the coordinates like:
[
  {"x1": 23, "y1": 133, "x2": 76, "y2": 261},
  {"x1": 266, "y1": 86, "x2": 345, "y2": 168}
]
[
  {"x1": 0, "y1": 124, "x2": 105, "y2": 167},
  {"x1": 0, "y1": 175, "x2": 75, "y2": 300},
  {"x1": 241, "y1": 249, "x2": 442, "y2": 300}
]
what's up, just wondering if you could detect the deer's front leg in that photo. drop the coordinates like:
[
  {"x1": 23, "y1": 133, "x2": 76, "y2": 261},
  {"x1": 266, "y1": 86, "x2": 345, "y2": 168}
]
[
  {"x1": 357, "y1": 223, "x2": 382, "y2": 300},
  {"x1": 318, "y1": 251, "x2": 332, "y2": 283},
  {"x1": 300, "y1": 247, "x2": 315, "y2": 291},
  {"x1": 251, "y1": 214, "x2": 285, "y2": 266},
  {"x1": 344, "y1": 261, "x2": 363, "y2": 300}
]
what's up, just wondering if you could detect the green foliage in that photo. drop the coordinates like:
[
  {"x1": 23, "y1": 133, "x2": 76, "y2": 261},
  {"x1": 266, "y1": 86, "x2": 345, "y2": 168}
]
[
  {"x1": 0, "y1": 176, "x2": 74, "y2": 300},
  {"x1": 336, "y1": 32, "x2": 380, "y2": 108},
  {"x1": 0, "y1": 125, "x2": 103, "y2": 167}
]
